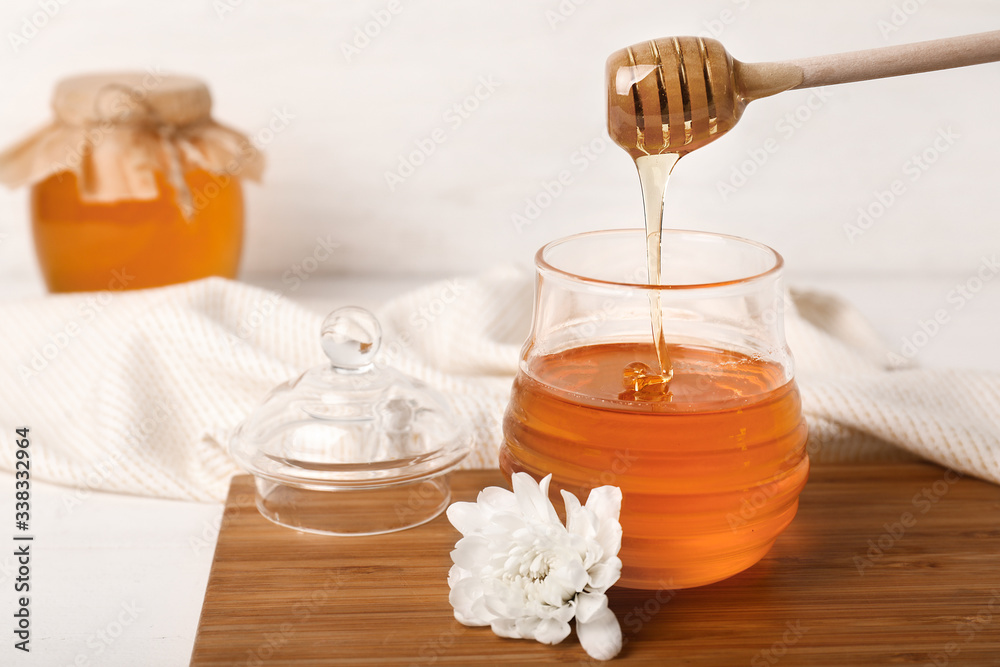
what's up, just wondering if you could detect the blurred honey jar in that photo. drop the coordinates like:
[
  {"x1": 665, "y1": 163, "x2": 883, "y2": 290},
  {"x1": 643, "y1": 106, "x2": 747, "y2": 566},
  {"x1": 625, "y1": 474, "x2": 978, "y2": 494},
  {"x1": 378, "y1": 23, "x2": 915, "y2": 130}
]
[{"x1": 0, "y1": 71, "x2": 264, "y2": 292}]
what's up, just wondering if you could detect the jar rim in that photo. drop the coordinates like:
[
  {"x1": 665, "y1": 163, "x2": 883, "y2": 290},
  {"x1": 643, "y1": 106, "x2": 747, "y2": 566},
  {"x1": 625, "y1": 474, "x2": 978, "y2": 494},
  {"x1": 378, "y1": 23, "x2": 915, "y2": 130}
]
[{"x1": 535, "y1": 228, "x2": 784, "y2": 290}]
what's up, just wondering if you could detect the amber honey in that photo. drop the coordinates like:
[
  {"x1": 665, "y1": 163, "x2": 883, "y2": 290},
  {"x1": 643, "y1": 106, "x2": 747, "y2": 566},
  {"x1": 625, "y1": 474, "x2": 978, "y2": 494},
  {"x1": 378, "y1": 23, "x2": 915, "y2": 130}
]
[
  {"x1": 31, "y1": 169, "x2": 243, "y2": 292},
  {"x1": 500, "y1": 341, "x2": 809, "y2": 589}
]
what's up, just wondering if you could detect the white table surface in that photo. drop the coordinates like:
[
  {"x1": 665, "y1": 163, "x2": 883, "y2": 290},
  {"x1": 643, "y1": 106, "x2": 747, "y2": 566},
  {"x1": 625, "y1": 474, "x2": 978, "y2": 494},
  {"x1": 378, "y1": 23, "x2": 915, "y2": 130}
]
[{"x1": 0, "y1": 272, "x2": 997, "y2": 666}]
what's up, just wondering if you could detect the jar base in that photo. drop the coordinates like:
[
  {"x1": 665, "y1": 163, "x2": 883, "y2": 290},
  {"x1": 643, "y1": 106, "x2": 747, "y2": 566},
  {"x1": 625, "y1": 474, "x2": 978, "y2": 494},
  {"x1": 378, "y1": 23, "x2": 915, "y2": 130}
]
[
  {"x1": 251, "y1": 475, "x2": 452, "y2": 536},
  {"x1": 614, "y1": 539, "x2": 777, "y2": 590}
]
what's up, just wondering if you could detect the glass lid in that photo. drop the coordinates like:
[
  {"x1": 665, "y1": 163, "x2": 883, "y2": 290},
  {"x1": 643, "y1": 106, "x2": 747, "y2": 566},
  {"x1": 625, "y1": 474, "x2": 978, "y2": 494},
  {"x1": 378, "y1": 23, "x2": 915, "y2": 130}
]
[{"x1": 230, "y1": 307, "x2": 471, "y2": 490}]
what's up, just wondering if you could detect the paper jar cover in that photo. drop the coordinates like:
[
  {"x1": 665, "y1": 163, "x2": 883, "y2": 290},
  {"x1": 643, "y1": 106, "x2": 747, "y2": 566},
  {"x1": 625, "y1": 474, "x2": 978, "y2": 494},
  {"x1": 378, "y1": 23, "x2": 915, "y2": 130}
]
[{"x1": 0, "y1": 71, "x2": 264, "y2": 206}]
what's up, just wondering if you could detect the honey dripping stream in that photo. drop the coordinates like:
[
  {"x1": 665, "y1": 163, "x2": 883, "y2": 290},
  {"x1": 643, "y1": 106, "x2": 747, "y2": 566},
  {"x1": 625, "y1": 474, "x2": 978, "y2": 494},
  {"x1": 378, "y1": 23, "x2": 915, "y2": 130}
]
[{"x1": 619, "y1": 152, "x2": 681, "y2": 403}]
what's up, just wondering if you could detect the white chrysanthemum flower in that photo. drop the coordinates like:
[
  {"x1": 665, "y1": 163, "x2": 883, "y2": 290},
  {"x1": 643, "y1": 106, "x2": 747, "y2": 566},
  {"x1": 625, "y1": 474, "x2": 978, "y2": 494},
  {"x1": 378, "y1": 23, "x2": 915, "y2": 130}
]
[{"x1": 446, "y1": 472, "x2": 623, "y2": 661}]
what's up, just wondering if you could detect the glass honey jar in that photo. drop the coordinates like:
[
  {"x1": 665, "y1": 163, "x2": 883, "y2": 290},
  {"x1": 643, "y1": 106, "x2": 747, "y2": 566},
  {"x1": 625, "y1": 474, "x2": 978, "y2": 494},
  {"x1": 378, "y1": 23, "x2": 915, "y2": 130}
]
[
  {"x1": 500, "y1": 229, "x2": 809, "y2": 589},
  {"x1": 0, "y1": 71, "x2": 264, "y2": 292}
]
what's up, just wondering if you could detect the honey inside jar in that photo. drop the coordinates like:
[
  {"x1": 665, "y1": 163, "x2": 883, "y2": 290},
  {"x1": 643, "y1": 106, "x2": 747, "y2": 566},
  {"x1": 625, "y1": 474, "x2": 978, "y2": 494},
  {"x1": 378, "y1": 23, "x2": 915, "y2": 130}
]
[
  {"x1": 501, "y1": 340, "x2": 808, "y2": 589},
  {"x1": 31, "y1": 170, "x2": 243, "y2": 292}
]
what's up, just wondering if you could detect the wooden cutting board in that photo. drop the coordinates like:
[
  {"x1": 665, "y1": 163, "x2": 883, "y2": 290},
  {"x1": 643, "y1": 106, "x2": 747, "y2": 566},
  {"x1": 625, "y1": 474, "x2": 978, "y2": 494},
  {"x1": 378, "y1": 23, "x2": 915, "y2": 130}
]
[{"x1": 191, "y1": 464, "x2": 1000, "y2": 666}]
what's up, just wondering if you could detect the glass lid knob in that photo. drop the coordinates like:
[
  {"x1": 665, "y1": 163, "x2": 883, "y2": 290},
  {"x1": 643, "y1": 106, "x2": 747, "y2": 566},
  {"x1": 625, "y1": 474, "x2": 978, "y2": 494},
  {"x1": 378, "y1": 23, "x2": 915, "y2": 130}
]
[{"x1": 320, "y1": 306, "x2": 382, "y2": 371}]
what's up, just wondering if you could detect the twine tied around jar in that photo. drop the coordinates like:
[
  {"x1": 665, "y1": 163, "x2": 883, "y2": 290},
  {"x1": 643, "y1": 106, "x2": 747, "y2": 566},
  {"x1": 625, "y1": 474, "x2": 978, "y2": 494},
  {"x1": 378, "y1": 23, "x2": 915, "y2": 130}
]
[{"x1": 91, "y1": 82, "x2": 196, "y2": 219}]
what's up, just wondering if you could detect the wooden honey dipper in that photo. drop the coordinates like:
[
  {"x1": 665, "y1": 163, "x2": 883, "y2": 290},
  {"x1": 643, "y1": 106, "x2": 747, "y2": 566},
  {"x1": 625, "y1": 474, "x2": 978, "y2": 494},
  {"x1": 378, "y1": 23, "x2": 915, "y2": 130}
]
[{"x1": 608, "y1": 30, "x2": 1000, "y2": 158}]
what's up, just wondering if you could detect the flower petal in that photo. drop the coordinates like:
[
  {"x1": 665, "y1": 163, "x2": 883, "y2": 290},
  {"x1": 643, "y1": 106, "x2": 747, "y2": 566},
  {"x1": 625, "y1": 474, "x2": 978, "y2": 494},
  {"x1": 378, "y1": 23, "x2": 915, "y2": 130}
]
[
  {"x1": 533, "y1": 617, "x2": 571, "y2": 645},
  {"x1": 490, "y1": 617, "x2": 520, "y2": 639},
  {"x1": 586, "y1": 558, "x2": 622, "y2": 593},
  {"x1": 539, "y1": 575, "x2": 574, "y2": 608},
  {"x1": 548, "y1": 558, "x2": 588, "y2": 594},
  {"x1": 576, "y1": 605, "x2": 623, "y2": 661},
  {"x1": 449, "y1": 573, "x2": 490, "y2": 626},
  {"x1": 575, "y1": 591, "x2": 608, "y2": 624},
  {"x1": 596, "y1": 522, "x2": 623, "y2": 567},
  {"x1": 560, "y1": 489, "x2": 586, "y2": 537},
  {"x1": 512, "y1": 472, "x2": 561, "y2": 525},
  {"x1": 514, "y1": 615, "x2": 541, "y2": 639},
  {"x1": 488, "y1": 511, "x2": 525, "y2": 533},
  {"x1": 549, "y1": 601, "x2": 577, "y2": 624},
  {"x1": 447, "y1": 501, "x2": 486, "y2": 536},
  {"x1": 574, "y1": 505, "x2": 601, "y2": 544},
  {"x1": 478, "y1": 486, "x2": 517, "y2": 514},
  {"x1": 485, "y1": 579, "x2": 525, "y2": 619},
  {"x1": 585, "y1": 485, "x2": 622, "y2": 519},
  {"x1": 451, "y1": 535, "x2": 491, "y2": 571},
  {"x1": 586, "y1": 486, "x2": 623, "y2": 558}
]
